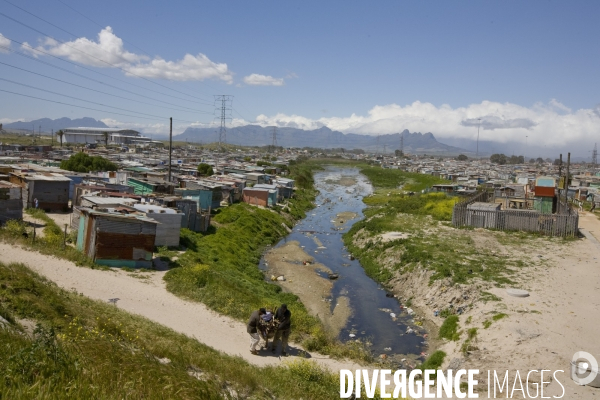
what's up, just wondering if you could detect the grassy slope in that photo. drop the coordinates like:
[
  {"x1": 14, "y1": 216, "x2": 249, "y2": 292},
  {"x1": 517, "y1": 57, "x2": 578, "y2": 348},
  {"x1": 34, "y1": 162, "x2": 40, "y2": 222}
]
[
  {"x1": 162, "y1": 160, "x2": 371, "y2": 360},
  {"x1": 0, "y1": 261, "x2": 343, "y2": 399},
  {"x1": 343, "y1": 167, "x2": 532, "y2": 286}
]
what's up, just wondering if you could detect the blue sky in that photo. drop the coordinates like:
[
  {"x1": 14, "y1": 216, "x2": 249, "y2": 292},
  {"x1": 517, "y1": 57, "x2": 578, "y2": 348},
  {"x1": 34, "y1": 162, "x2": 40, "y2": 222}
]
[{"x1": 1, "y1": 0, "x2": 599, "y2": 151}]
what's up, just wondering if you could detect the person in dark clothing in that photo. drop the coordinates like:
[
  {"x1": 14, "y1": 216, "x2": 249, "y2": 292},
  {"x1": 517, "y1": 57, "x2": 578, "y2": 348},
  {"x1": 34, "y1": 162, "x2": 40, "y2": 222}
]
[
  {"x1": 271, "y1": 304, "x2": 291, "y2": 356},
  {"x1": 247, "y1": 308, "x2": 266, "y2": 355}
]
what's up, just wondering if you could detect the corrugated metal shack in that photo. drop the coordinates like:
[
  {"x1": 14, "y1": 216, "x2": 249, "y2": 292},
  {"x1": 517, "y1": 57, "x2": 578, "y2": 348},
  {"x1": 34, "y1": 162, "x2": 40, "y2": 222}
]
[
  {"x1": 0, "y1": 181, "x2": 22, "y2": 224},
  {"x1": 9, "y1": 172, "x2": 71, "y2": 211},
  {"x1": 174, "y1": 199, "x2": 211, "y2": 232},
  {"x1": 178, "y1": 181, "x2": 223, "y2": 209},
  {"x1": 76, "y1": 208, "x2": 157, "y2": 268},
  {"x1": 128, "y1": 177, "x2": 175, "y2": 195},
  {"x1": 132, "y1": 203, "x2": 183, "y2": 247},
  {"x1": 242, "y1": 187, "x2": 277, "y2": 207}
]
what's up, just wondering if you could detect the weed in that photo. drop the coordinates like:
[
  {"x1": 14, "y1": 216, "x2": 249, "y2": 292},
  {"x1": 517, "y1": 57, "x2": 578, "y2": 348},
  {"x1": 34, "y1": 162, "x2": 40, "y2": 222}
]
[
  {"x1": 492, "y1": 313, "x2": 508, "y2": 321},
  {"x1": 420, "y1": 350, "x2": 447, "y2": 370},
  {"x1": 483, "y1": 320, "x2": 492, "y2": 329},
  {"x1": 438, "y1": 315, "x2": 460, "y2": 341},
  {"x1": 480, "y1": 291, "x2": 501, "y2": 302},
  {"x1": 466, "y1": 316, "x2": 472, "y2": 324}
]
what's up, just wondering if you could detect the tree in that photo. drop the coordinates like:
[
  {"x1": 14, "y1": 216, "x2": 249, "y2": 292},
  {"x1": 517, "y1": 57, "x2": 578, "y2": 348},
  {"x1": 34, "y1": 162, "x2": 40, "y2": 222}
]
[
  {"x1": 197, "y1": 163, "x2": 214, "y2": 176},
  {"x1": 395, "y1": 149, "x2": 404, "y2": 157},
  {"x1": 553, "y1": 158, "x2": 561, "y2": 166},
  {"x1": 60, "y1": 153, "x2": 117, "y2": 172},
  {"x1": 536, "y1": 157, "x2": 544, "y2": 164},
  {"x1": 102, "y1": 131, "x2": 109, "y2": 147},
  {"x1": 490, "y1": 153, "x2": 507, "y2": 165},
  {"x1": 56, "y1": 130, "x2": 64, "y2": 147},
  {"x1": 457, "y1": 154, "x2": 468, "y2": 161},
  {"x1": 529, "y1": 158, "x2": 536, "y2": 164}
]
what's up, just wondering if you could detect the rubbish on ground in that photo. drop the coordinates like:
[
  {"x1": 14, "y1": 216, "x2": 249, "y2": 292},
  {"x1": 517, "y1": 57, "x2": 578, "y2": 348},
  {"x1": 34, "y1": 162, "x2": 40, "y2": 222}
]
[
  {"x1": 384, "y1": 347, "x2": 392, "y2": 352},
  {"x1": 349, "y1": 333, "x2": 356, "y2": 338},
  {"x1": 276, "y1": 276, "x2": 285, "y2": 281},
  {"x1": 507, "y1": 288, "x2": 530, "y2": 297},
  {"x1": 390, "y1": 313, "x2": 396, "y2": 318},
  {"x1": 328, "y1": 273, "x2": 339, "y2": 280}
]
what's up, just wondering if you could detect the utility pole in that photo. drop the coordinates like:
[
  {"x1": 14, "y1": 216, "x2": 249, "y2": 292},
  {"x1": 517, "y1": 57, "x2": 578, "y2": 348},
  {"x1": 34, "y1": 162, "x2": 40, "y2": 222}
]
[
  {"x1": 271, "y1": 126, "x2": 277, "y2": 153},
  {"x1": 558, "y1": 154, "x2": 563, "y2": 212},
  {"x1": 214, "y1": 95, "x2": 233, "y2": 149},
  {"x1": 168, "y1": 117, "x2": 172, "y2": 183},
  {"x1": 476, "y1": 118, "x2": 481, "y2": 159},
  {"x1": 525, "y1": 136, "x2": 528, "y2": 162},
  {"x1": 592, "y1": 143, "x2": 597, "y2": 168},
  {"x1": 565, "y1": 152, "x2": 570, "y2": 212},
  {"x1": 51, "y1": 129, "x2": 54, "y2": 146}
]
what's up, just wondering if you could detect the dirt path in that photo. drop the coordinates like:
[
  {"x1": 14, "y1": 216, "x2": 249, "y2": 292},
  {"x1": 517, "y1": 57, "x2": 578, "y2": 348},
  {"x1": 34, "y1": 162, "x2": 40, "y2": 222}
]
[
  {"x1": 0, "y1": 242, "x2": 367, "y2": 372},
  {"x1": 434, "y1": 211, "x2": 600, "y2": 399}
]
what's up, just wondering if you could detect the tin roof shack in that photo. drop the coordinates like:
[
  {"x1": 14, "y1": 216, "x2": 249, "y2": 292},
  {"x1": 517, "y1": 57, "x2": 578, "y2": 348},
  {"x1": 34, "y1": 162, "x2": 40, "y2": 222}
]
[
  {"x1": 243, "y1": 187, "x2": 277, "y2": 207},
  {"x1": 274, "y1": 178, "x2": 295, "y2": 199},
  {"x1": 76, "y1": 208, "x2": 157, "y2": 268},
  {"x1": 173, "y1": 199, "x2": 211, "y2": 232},
  {"x1": 9, "y1": 172, "x2": 71, "y2": 211},
  {"x1": 254, "y1": 183, "x2": 281, "y2": 203},
  {"x1": 244, "y1": 172, "x2": 270, "y2": 185},
  {"x1": 80, "y1": 195, "x2": 139, "y2": 209},
  {"x1": 128, "y1": 177, "x2": 175, "y2": 195},
  {"x1": 180, "y1": 180, "x2": 223, "y2": 209},
  {"x1": 0, "y1": 181, "x2": 22, "y2": 224},
  {"x1": 466, "y1": 202, "x2": 501, "y2": 229},
  {"x1": 132, "y1": 204, "x2": 183, "y2": 247}
]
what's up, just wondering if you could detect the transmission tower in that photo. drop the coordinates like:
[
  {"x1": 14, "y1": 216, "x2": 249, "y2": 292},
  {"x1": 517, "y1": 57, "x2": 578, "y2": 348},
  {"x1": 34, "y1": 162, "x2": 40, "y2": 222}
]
[
  {"x1": 400, "y1": 132, "x2": 404, "y2": 157},
  {"x1": 593, "y1": 143, "x2": 598, "y2": 167},
  {"x1": 214, "y1": 95, "x2": 233, "y2": 148},
  {"x1": 271, "y1": 126, "x2": 277, "y2": 153}
]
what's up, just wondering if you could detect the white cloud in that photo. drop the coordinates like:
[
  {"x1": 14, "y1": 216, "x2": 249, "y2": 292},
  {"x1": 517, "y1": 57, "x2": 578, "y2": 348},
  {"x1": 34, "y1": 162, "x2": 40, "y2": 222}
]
[
  {"x1": 125, "y1": 54, "x2": 233, "y2": 83},
  {"x1": 243, "y1": 74, "x2": 284, "y2": 86},
  {"x1": 23, "y1": 27, "x2": 233, "y2": 83},
  {"x1": 0, "y1": 33, "x2": 11, "y2": 53},
  {"x1": 253, "y1": 100, "x2": 600, "y2": 147}
]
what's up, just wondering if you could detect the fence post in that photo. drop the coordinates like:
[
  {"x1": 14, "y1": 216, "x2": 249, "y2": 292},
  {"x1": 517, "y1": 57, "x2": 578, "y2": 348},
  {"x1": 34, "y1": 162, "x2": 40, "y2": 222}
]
[{"x1": 63, "y1": 224, "x2": 68, "y2": 249}]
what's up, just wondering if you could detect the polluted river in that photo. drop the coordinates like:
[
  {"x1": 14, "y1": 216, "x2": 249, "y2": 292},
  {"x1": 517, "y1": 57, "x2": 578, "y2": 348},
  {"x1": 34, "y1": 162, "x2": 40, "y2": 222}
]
[{"x1": 260, "y1": 166, "x2": 426, "y2": 363}]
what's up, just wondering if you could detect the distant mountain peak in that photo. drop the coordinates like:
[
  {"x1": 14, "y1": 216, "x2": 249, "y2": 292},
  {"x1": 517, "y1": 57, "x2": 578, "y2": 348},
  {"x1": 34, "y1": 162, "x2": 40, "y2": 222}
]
[{"x1": 4, "y1": 117, "x2": 108, "y2": 132}]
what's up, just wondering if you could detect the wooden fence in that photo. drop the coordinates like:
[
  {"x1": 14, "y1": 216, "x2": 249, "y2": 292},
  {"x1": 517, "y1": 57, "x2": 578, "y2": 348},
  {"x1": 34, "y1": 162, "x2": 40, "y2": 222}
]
[{"x1": 452, "y1": 192, "x2": 579, "y2": 237}]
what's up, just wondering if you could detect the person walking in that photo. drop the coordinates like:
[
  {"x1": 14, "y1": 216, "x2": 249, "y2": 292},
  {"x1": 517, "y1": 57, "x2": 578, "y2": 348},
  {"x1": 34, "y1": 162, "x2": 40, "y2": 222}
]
[
  {"x1": 247, "y1": 308, "x2": 266, "y2": 355},
  {"x1": 34, "y1": 197, "x2": 39, "y2": 209},
  {"x1": 272, "y1": 304, "x2": 291, "y2": 356}
]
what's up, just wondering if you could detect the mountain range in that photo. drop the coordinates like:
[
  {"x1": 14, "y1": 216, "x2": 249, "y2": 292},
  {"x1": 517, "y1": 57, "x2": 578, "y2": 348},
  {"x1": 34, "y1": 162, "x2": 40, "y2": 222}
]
[
  {"x1": 2, "y1": 117, "x2": 475, "y2": 155},
  {"x1": 178, "y1": 125, "x2": 469, "y2": 155},
  {"x1": 3, "y1": 117, "x2": 108, "y2": 132}
]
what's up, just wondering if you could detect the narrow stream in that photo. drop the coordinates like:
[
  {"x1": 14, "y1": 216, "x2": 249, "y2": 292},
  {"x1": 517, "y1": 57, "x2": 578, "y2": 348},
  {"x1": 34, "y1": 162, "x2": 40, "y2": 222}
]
[{"x1": 260, "y1": 166, "x2": 424, "y2": 359}]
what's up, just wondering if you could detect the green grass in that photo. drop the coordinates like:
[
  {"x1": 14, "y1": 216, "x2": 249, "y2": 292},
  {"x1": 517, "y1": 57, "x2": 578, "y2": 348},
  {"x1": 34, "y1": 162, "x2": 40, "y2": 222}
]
[
  {"x1": 492, "y1": 312, "x2": 508, "y2": 322},
  {"x1": 438, "y1": 315, "x2": 460, "y2": 341},
  {"x1": 420, "y1": 350, "x2": 447, "y2": 370},
  {"x1": 0, "y1": 261, "x2": 345, "y2": 399},
  {"x1": 0, "y1": 209, "x2": 97, "y2": 269},
  {"x1": 358, "y1": 166, "x2": 450, "y2": 192},
  {"x1": 483, "y1": 320, "x2": 492, "y2": 329},
  {"x1": 163, "y1": 160, "x2": 372, "y2": 361},
  {"x1": 460, "y1": 328, "x2": 479, "y2": 356}
]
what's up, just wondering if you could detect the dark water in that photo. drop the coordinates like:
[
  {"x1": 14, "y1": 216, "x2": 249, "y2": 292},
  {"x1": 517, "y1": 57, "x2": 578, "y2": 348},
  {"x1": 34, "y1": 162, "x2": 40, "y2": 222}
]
[{"x1": 259, "y1": 167, "x2": 424, "y2": 357}]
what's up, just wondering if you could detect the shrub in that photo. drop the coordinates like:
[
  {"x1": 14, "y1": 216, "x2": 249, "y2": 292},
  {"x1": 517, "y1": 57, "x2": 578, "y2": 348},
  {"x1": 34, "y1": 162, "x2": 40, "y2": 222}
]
[{"x1": 438, "y1": 315, "x2": 460, "y2": 341}]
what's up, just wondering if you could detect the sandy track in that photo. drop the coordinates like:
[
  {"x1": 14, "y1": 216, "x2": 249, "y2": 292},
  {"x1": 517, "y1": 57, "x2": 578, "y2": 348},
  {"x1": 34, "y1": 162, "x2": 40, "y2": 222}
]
[{"x1": 0, "y1": 243, "x2": 366, "y2": 372}]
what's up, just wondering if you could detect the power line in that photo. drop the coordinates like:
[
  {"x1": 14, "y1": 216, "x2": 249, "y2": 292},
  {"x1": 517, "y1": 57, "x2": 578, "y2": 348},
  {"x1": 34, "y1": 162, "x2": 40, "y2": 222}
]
[
  {"x1": 0, "y1": 77, "x2": 186, "y2": 120},
  {"x1": 0, "y1": 88, "x2": 200, "y2": 124},
  {"x1": 53, "y1": 0, "x2": 154, "y2": 59},
  {"x1": 0, "y1": 36, "x2": 213, "y2": 108},
  {"x1": 0, "y1": 9, "x2": 213, "y2": 103},
  {"x1": 0, "y1": 60, "x2": 212, "y2": 115}
]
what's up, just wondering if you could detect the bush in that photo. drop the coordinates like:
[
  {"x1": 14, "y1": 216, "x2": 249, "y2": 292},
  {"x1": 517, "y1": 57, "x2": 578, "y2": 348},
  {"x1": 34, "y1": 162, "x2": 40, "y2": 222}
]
[
  {"x1": 60, "y1": 153, "x2": 117, "y2": 173},
  {"x1": 2, "y1": 219, "x2": 29, "y2": 238},
  {"x1": 438, "y1": 315, "x2": 460, "y2": 341}
]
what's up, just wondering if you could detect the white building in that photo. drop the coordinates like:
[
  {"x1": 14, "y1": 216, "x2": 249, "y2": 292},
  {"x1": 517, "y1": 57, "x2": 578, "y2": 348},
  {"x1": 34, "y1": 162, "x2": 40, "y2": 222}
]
[{"x1": 63, "y1": 127, "x2": 153, "y2": 145}]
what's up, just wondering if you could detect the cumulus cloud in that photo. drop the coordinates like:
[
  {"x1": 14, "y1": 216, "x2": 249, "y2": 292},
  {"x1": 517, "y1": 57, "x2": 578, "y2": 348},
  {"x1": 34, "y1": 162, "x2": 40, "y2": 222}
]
[
  {"x1": 23, "y1": 27, "x2": 233, "y2": 83},
  {"x1": 461, "y1": 116, "x2": 537, "y2": 130},
  {"x1": 243, "y1": 74, "x2": 284, "y2": 86},
  {"x1": 0, "y1": 33, "x2": 11, "y2": 53},
  {"x1": 253, "y1": 100, "x2": 600, "y2": 147},
  {"x1": 125, "y1": 54, "x2": 232, "y2": 83}
]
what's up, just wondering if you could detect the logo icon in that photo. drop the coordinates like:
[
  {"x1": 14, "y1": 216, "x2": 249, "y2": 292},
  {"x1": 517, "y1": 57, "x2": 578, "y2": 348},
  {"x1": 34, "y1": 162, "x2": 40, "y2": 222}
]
[{"x1": 571, "y1": 351, "x2": 599, "y2": 386}]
